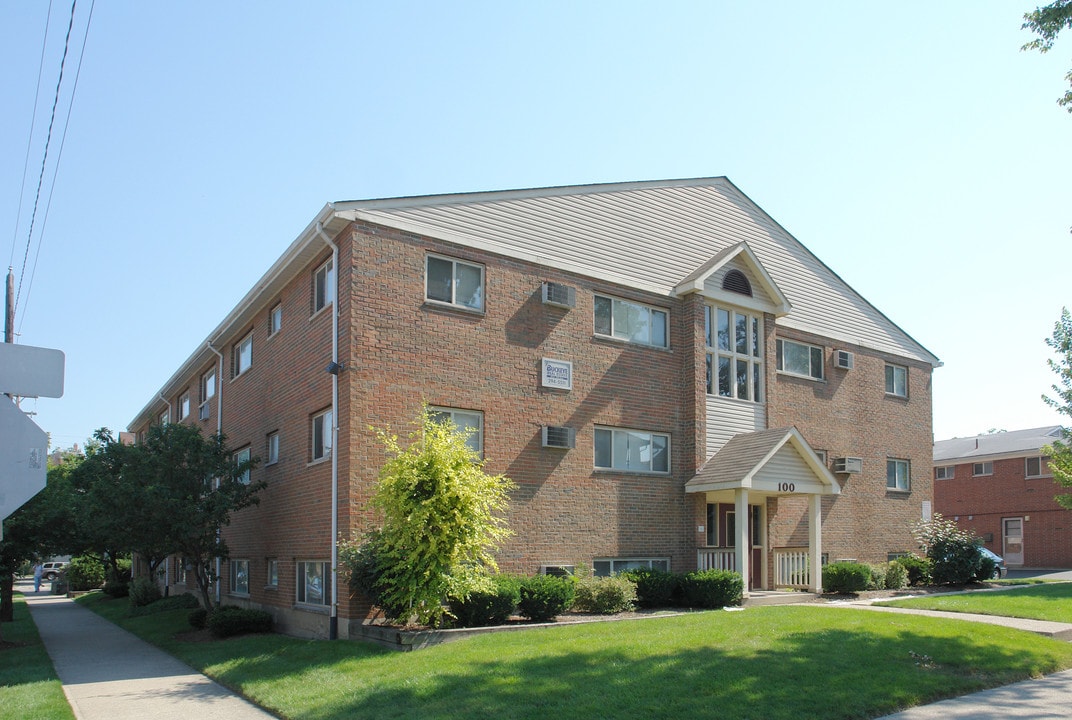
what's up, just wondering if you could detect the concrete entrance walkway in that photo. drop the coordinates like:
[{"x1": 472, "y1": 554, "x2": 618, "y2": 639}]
[{"x1": 21, "y1": 580, "x2": 275, "y2": 720}]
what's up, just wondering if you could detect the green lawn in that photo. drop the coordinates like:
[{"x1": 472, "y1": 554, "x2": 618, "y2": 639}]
[
  {"x1": 76, "y1": 592, "x2": 1072, "y2": 720},
  {"x1": 878, "y1": 582, "x2": 1072, "y2": 622},
  {"x1": 0, "y1": 594, "x2": 75, "y2": 720}
]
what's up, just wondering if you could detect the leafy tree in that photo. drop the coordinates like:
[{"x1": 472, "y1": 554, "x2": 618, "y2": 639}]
[
  {"x1": 913, "y1": 514, "x2": 984, "y2": 585},
  {"x1": 341, "y1": 407, "x2": 514, "y2": 627},
  {"x1": 1023, "y1": 1, "x2": 1072, "y2": 112},
  {"x1": 1043, "y1": 307, "x2": 1072, "y2": 508}
]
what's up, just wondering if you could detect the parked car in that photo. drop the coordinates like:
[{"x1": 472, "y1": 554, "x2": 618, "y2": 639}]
[
  {"x1": 978, "y1": 547, "x2": 1007, "y2": 579},
  {"x1": 41, "y1": 562, "x2": 67, "y2": 581}
]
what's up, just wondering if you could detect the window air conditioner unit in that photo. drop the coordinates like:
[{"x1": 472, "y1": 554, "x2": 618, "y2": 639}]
[
  {"x1": 834, "y1": 350, "x2": 854, "y2": 370},
  {"x1": 542, "y1": 426, "x2": 576, "y2": 449},
  {"x1": 540, "y1": 565, "x2": 575, "y2": 577},
  {"x1": 834, "y1": 457, "x2": 863, "y2": 474},
  {"x1": 541, "y1": 281, "x2": 576, "y2": 309},
  {"x1": 198, "y1": 403, "x2": 210, "y2": 421}
]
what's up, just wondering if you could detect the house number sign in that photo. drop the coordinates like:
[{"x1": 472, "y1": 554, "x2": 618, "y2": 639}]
[{"x1": 777, "y1": 482, "x2": 796, "y2": 493}]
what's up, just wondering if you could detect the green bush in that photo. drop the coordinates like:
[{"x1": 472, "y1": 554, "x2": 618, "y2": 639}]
[
  {"x1": 867, "y1": 564, "x2": 887, "y2": 591},
  {"x1": 572, "y1": 574, "x2": 637, "y2": 614},
  {"x1": 517, "y1": 574, "x2": 576, "y2": 622},
  {"x1": 621, "y1": 568, "x2": 681, "y2": 608},
  {"x1": 821, "y1": 562, "x2": 871, "y2": 594},
  {"x1": 130, "y1": 592, "x2": 200, "y2": 617},
  {"x1": 974, "y1": 552, "x2": 998, "y2": 582},
  {"x1": 894, "y1": 554, "x2": 932, "y2": 586},
  {"x1": 206, "y1": 606, "x2": 273, "y2": 638},
  {"x1": 189, "y1": 607, "x2": 209, "y2": 629},
  {"x1": 66, "y1": 556, "x2": 105, "y2": 591},
  {"x1": 128, "y1": 576, "x2": 163, "y2": 607},
  {"x1": 884, "y1": 560, "x2": 909, "y2": 589},
  {"x1": 450, "y1": 575, "x2": 520, "y2": 627},
  {"x1": 104, "y1": 558, "x2": 132, "y2": 598},
  {"x1": 680, "y1": 569, "x2": 743, "y2": 608}
]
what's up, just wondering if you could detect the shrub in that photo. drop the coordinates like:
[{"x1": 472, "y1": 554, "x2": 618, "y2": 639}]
[
  {"x1": 572, "y1": 574, "x2": 637, "y2": 614},
  {"x1": 104, "y1": 558, "x2": 132, "y2": 598},
  {"x1": 450, "y1": 575, "x2": 520, "y2": 627},
  {"x1": 189, "y1": 607, "x2": 209, "y2": 629},
  {"x1": 207, "y1": 606, "x2": 273, "y2": 638},
  {"x1": 130, "y1": 593, "x2": 200, "y2": 617},
  {"x1": 915, "y1": 515, "x2": 984, "y2": 585},
  {"x1": 822, "y1": 562, "x2": 871, "y2": 594},
  {"x1": 894, "y1": 554, "x2": 932, "y2": 586},
  {"x1": 680, "y1": 569, "x2": 743, "y2": 608},
  {"x1": 66, "y1": 555, "x2": 105, "y2": 591},
  {"x1": 974, "y1": 552, "x2": 998, "y2": 582},
  {"x1": 621, "y1": 568, "x2": 681, "y2": 608},
  {"x1": 517, "y1": 574, "x2": 575, "y2": 622},
  {"x1": 128, "y1": 576, "x2": 163, "y2": 607},
  {"x1": 867, "y1": 564, "x2": 887, "y2": 591},
  {"x1": 884, "y1": 560, "x2": 909, "y2": 589}
]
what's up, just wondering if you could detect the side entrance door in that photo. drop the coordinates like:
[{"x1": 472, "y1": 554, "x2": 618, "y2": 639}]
[{"x1": 1002, "y1": 517, "x2": 1024, "y2": 566}]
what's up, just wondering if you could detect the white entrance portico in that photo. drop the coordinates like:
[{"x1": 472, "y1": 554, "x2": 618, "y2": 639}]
[{"x1": 685, "y1": 427, "x2": 840, "y2": 595}]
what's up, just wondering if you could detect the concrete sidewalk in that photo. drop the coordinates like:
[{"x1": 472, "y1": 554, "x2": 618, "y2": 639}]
[{"x1": 21, "y1": 581, "x2": 275, "y2": 720}]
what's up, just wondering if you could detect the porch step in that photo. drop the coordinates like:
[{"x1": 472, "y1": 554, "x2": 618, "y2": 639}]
[{"x1": 743, "y1": 591, "x2": 818, "y2": 607}]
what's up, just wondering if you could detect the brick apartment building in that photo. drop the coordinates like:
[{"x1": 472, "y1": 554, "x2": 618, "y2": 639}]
[
  {"x1": 129, "y1": 178, "x2": 940, "y2": 638},
  {"x1": 934, "y1": 426, "x2": 1072, "y2": 569}
]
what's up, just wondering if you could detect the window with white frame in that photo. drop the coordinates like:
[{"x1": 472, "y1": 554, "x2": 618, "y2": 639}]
[
  {"x1": 201, "y1": 369, "x2": 216, "y2": 403},
  {"x1": 313, "y1": 259, "x2": 334, "y2": 314},
  {"x1": 175, "y1": 557, "x2": 187, "y2": 585},
  {"x1": 312, "y1": 409, "x2": 333, "y2": 462},
  {"x1": 776, "y1": 338, "x2": 823, "y2": 381},
  {"x1": 885, "y1": 363, "x2": 908, "y2": 397},
  {"x1": 230, "y1": 559, "x2": 249, "y2": 595},
  {"x1": 973, "y1": 461, "x2": 993, "y2": 476},
  {"x1": 297, "y1": 560, "x2": 330, "y2": 606},
  {"x1": 593, "y1": 558, "x2": 669, "y2": 577},
  {"x1": 707, "y1": 306, "x2": 763, "y2": 400},
  {"x1": 235, "y1": 447, "x2": 251, "y2": 484},
  {"x1": 266, "y1": 431, "x2": 279, "y2": 465},
  {"x1": 233, "y1": 332, "x2": 253, "y2": 378},
  {"x1": 935, "y1": 465, "x2": 955, "y2": 480},
  {"x1": 178, "y1": 392, "x2": 190, "y2": 420},
  {"x1": 426, "y1": 255, "x2": 484, "y2": 311},
  {"x1": 429, "y1": 407, "x2": 484, "y2": 455},
  {"x1": 594, "y1": 427, "x2": 670, "y2": 473},
  {"x1": 815, "y1": 449, "x2": 828, "y2": 465},
  {"x1": 887, "y1": 458, "x2": 910, "y2": 491},
  {"x1": 266, "y1": 558, "x2": 278, "y2": 588},
  {"x1": 594, "y1": 294, "x2": 668, "y2": 348},
  {"x1": 1026, "y1": 456, "x2": 1051, "y2": 478},
  {"x1": 269, "y1": 303, "x2": 282, "y2": 336},
  {"x1": 158, "y1": 409, "x2": 169, "y2": 426}
]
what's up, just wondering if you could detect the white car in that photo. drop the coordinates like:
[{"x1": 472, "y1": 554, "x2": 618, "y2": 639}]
[{"x1": 41, "y1": 562, "x2": 67, "y2": 581}]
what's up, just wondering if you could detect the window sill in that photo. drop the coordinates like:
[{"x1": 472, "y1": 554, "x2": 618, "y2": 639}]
[
  {"x1": 310, "y1": 303, "x2": 333, "y2": 322},
  {"x1": 594, "y1": 468, "x2": 671, "y2": 477},
  {"x1": 592, "y1": 333, "x2": 670, "y2": 352},
  {"x1": 229, "y1": 592, "x2": 250, "y2": 598},
  {"x1": 307, "y1": 456, "x2": 331, "y2": 468},
  {"x1": 294, "y1": 603, "x2": 330, "y2": 615},
  {"x1": 422, "y1": 300, "x2": 485, "y2": 316},
  {"x1": 886, "y1": 488, "x2": 912, "y2": 495},
  {"x1": 776, "y1": 370, "x2": 825, "y2": 383},
  {"x1": 884, "y1": 392, "x2": 909, "y2": 401}
]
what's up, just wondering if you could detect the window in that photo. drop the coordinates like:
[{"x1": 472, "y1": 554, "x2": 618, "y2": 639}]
[
  {"x1": 230, "y1": 559, "x2": 249, "y2": 596},
  {"x1": 594, "y1": 294, "x2": 668, "y2": 348},
  {"x1": 887, "y1": 459, "x2": 910, "y2": 491},
  {"x1": 235, "y1": 447, "x2": 251, "y2": 484},
  {"x1": 201, "y1": 369, "x2": 216, "y2": 403},
  {"x1": 269, "y1": 303, "x2": 282, "y2": 336},
  {"x1": 158, "y1": 409, "x2": 169, "y2": 426},
  {"x1": 175, "y1": 557, "x2": 187, "y2": 585},
  {"x1": 266, "y1": 432, "x2": 279, "y2": 465},
  {"x1": 1026, "y1": 456, "x2": 1051, "y2": 478},
  {"x1": 426, "y1": 255, "x2": 484, "y2": 311},
  {"x1": 178, "y1": 393, "x2": 190, "y2": 420},
  {"x1": 429, "y1": 407, "x2": 484, "y2": 455},
  {"x1": 593, "y1": 558, "x2": 669, "y2": 577},
  {"x1": 935, "y1": 465, "x2": 955, "y2": 480},
  {"x1": 776, "y1": 338, "x2": 824, "y2": 381},
  {"x1": 266, "y1": 559, "x2": 278, "y2": 588},
  {"x1": 233, "y1": 332, "x2": 252, "y2": 378},
  {"x1": 885, "y1": 364, "x2": 908, "y2": 397},
  {"x1": 312, "y1": 409, "x2": 333, "y2": 462},
  {"x1": 297, "y1": 560, "x2": 330, "y2": 606},
  {"x1": 973, "y1": 462, "x2": 993, "y2": 476},
  {"x1": 313, "y1": 259, "x2": 334, "y2": 314},
  {"x1": 814, "y1": 449, "x2": 828, "y2": 465},
  {"x1": 707, "y1": 307, "x2": 763, "y2": 400},
  {"x1": 594, "y1": 427, "x2": 670, "y2": 473}
]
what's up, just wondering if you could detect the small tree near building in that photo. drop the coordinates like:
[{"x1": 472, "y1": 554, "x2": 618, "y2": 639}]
[{"x1": 1043, "y1": 308, "x2": 1072, "y2": 509}]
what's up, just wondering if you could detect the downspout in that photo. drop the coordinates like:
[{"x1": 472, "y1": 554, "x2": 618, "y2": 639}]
[
  {"x1": 157, "y1": 394, "x2": 170, "y2": 594},
  {"x1": 207, "y1": 342, "x2": 224, "y2": 606},
  {"x1": 316, "y1": 221, "x2": 340, "y2": 640}
]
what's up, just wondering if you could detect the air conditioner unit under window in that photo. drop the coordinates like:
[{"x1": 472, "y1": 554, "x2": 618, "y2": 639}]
[
  {"x1": 542, "y1": 426, "x2": 576, "y2": 449},
  {"x1": 835, "y1": 350, "x2": 854, "y2": 370},
  {"x1": 198, "y1": 403, "x2": 210, "y2": 421},
  {"x1": 542, "y1": 281, "x2": 576, "y2": 309},
  {"x1": 834, "y1": 457, "x2": 863, "y2": 474}
]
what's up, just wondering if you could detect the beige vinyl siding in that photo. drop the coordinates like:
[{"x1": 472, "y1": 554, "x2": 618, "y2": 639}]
[
  {"x1": 702, "y1": 260, "x2": 775, "y2": 307},
  {"x1": 706, "y1": 396, "x2": 765, "y2": 457},
  {"x1": 754, "y1": 445, "x2": 830, "y2": 494}
]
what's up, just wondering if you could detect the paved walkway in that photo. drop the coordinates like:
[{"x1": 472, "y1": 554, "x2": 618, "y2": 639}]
[{"x1": 21, "y1": 580, "x2": 276, "y2": 720}]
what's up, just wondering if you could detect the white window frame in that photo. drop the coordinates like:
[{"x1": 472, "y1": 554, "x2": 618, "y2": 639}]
[
  {"x1": 594, "y1": 426, "x2": 670, "y2": 474},
  {"x1": 235, "y1": 447, "x2": 251, "y2": 484},
  {"x1": 266, "y1": 558, "x2": 278, "y2": 588},
  {"x1": 233, "y1": 332, "x2": 253, "y2": 378},
  {"x1": 425, "y1": 254, "x2": 485, "y2": 311},
  {"x1": 887, "y1": 458, "x2": 910, "y2": 491},
  {"x1": 158, "y1": 409, "x2": 170, "y2": 426},
  {"x1": 935, "y1": 465, "x2": 955, "y2": 480},
  {"x1": 175, "y1": 557, "x2": 187, "y2": 585},
  {"x1": 296, "y1": 560, "x2": 331, "y2": 606},
  {"x1": 592, "y1": 558, "x2": 670, "y2": 577},
  {"x1": 266, "y1": 431, "x2": 280, "y2": 466},
  {"x1": 429, "y1": 407, "x2": 484, "y2": 456},
  {"x1": 313, "y1": 258, "x2": 334, "y2": 314},
  {"x1": 885, "y1": 363, "x2": 908, "y2": 398},
  {"x1": 1026, "y1": 456, "x2": 1051, "y2": 478},
  {"x1": 973, "y1": 461, "x2": 993, "y2": 477},
  {"x1": 201, "y1": 369, "x2": 216, "y2": 403},
  {"x1": 707, "y1": 306, "x2": 762, "y2": 400},
  {"x1": 776, "y1": 338, "x2": 824, "y2": 381},
  {"x1": 312, "y1": 409, "x2": 333, "y2": 462},
  {"x1": 594, "y1": 294, "x2": 669, "y2": 348},
  {"x1": 229, "y1": 559, "x2": 250, "y2": 596},
  {"x1": 269, "y1": 303, "x2": 282, "y2": 336},
  {"x1": 178, "y1": 392, "x2": 190, "y2": 421}
]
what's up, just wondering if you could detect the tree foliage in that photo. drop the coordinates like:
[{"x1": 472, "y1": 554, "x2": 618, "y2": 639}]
[
  {"x1": 1023, "y1": 0, "x2": 1072, "y2": 112},
  {"x1": 913, "y1": 514, "x2": 985, "y2": 585},
  {"x1": 341, "y1": 407, "x2": 514, "y2": 627},
  {"x1": 1043, "y1": 307, "x2": 1072, "y2": 508}
]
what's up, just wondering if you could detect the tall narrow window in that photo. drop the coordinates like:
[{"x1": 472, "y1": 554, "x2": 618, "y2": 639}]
[
  {"x1": 885, "y1": 364, "x2": 908, "y2": 397},
  {"x1": 706, "y1": 306, "x2": 762, "y2": 401},
  {"x1": 312, "y1": 409, "x2": 333, "y2": 461},
  {"x1": 235, "y1": 447, "x2": 251, "y2": 484},
  {"x1": 314, "y1": 259, "x2": 334, "y2": 314},
  {"x1": 269, "y1": 303, "x2": 282, "y2": 335},
  {"x1": 297, "y1": 560, "x2": 331, "y2": 605},
  {"x1": 886, "y1": 459, "x2": 910, "y2": 491},
  {"x1": 266, "y1": 432, "x2": 280, "y2": 465},
  {"x1": 233, "y1": 333, "x2": 253, "y2": 378},
  {"x1": 230, "y1": 559, "x2": 249, "y2": 595},
  {"x1": 178, "y1": 393, "x2": 190, "y2": 420},
  {"x1": 201, "y1": 369, "x2": 216, "y2": 402}
]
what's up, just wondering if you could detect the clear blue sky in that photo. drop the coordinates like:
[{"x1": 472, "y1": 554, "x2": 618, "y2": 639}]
[{"x1": 3, "y1": 1, "x2": 1070, "y2": 450}]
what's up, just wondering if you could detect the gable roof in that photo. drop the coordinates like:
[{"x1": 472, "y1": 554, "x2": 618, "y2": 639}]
[
  {"x1": 934, "y1": 425, "x2": 1065, "y2": 463},
  {"x1": 335, "y1": 177, "x2": 939, "y2": 366},
  {"x1": 673, "y1": 241, "x2": 791, "y2": 316}
]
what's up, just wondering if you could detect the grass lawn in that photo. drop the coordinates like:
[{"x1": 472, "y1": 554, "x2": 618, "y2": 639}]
[
  {"x1": 0, "y1": 593, "x2": 74, "y2": 720},
  {"x1": 76, "y1": 592, "x2": 1072, "y2": 720},
  {"x1": 878, "y1": 582, "x2": 1072, "y2": 622}
]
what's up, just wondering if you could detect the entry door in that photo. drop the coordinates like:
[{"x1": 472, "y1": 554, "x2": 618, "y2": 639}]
[
  {"x1": 725, "y1": 507, "x2": 762, "y2": 590},
  {"x1": 1003, "y1": 518, "x2": 1024, "y2": 566}
]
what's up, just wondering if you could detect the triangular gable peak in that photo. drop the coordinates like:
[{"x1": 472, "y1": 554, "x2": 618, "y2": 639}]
[
  {"x1": 685, "y1": 426, "x2": 839, "y2": 496},
  {"x1": 673, "y1": 242, "x2": 791, "y2": 317}
]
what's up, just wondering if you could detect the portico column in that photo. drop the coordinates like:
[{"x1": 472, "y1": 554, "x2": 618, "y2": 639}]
[
  {"x1": 808, "y1": 493, "x2": 822, "y2": 593},
  {"x1": 735, "y1": 487, "x2": 749, "y2": 596}
]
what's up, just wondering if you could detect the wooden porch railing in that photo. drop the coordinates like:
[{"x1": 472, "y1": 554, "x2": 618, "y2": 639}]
[
  {"x1": 696, "y1": 547, "x2": 736, "y2": 571},
  {"x1": 773, "y1": 548, "x2": 810, "y2": 589}
]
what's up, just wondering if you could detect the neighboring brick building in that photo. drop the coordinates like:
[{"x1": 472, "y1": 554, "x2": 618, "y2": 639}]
[
  {"x1": 934, "y1": 426, "x2": 1072, "y2": 569},
  {"x1": 129, "y1": 178, "x2": 940, "y2": 638}
]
